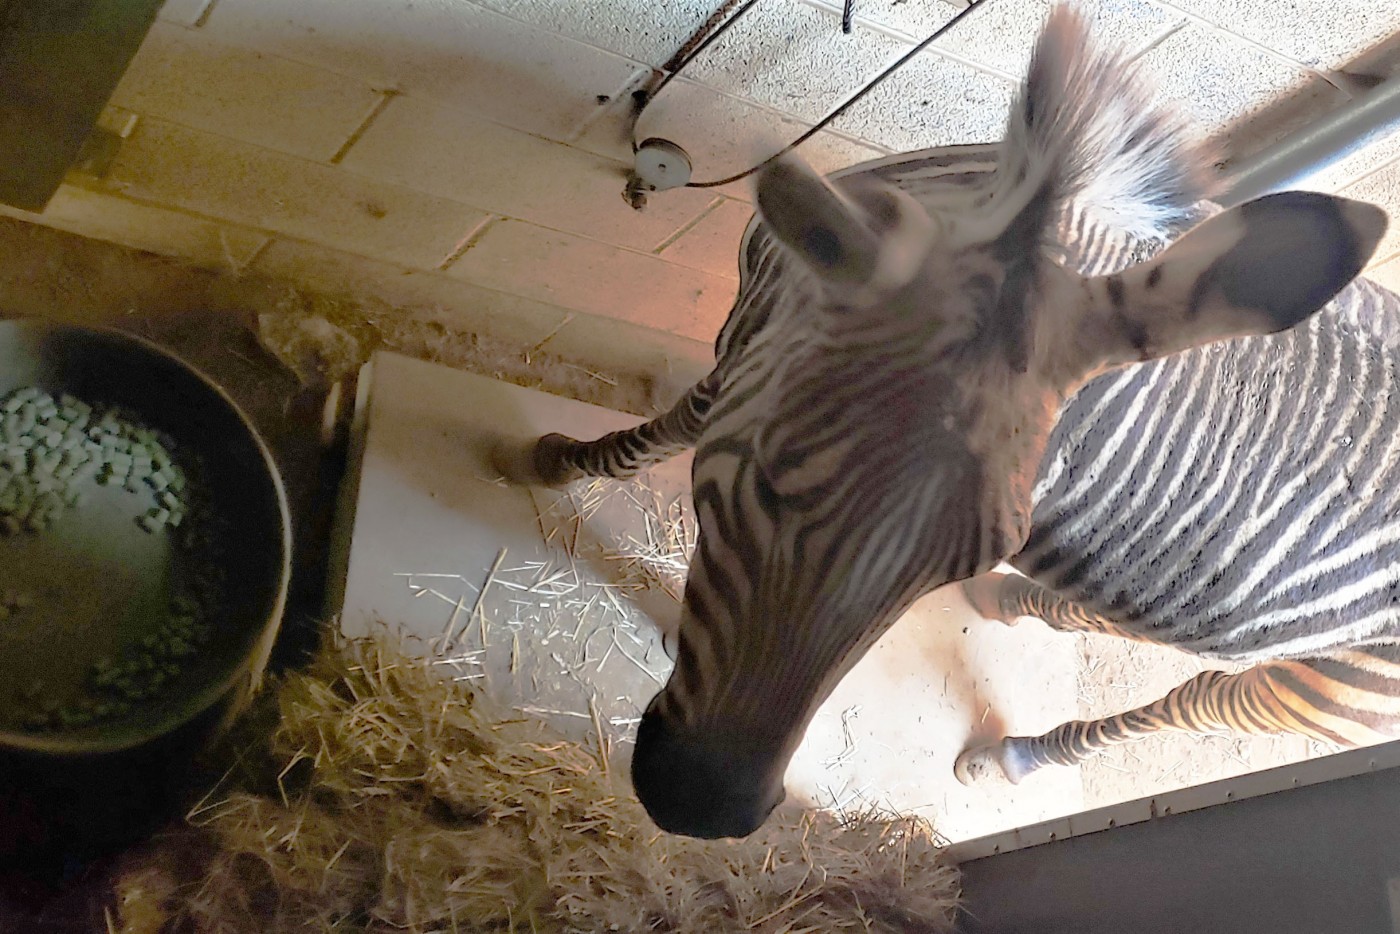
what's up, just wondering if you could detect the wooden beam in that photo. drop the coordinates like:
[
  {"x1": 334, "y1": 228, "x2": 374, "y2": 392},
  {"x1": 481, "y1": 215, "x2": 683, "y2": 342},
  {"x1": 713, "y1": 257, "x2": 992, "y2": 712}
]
[{"x1": 0, "y1": 0, "x2": 163, "y2": 210}]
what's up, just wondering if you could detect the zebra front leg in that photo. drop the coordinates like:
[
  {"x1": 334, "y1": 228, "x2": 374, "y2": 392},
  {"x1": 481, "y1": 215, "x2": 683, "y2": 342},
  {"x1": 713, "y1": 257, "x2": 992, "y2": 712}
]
[
  {"x1": 493, "y1": 373, "x2": 717, "y2": 487},
  {"x1": 955, "y1": 653, "x2": 1400, "y2": 785},
  {"x1": 962, "y1": 571, "x2": 1151, "y2": 642}
]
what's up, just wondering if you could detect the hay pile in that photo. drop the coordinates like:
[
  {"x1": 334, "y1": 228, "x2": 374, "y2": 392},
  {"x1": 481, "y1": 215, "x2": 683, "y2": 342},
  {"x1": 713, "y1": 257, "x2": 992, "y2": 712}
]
[{"x1": 111, "y1": 636, "x2": 958, "y2": 933}]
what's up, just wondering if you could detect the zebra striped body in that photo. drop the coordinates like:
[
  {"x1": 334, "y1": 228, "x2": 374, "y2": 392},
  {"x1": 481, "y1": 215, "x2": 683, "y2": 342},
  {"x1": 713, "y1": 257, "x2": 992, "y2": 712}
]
[
  {"x1": 1021, "y1": 274, "x2": 1400, "y2": 663},
  {"x1": 503, "y1": 7, "x2": 1389, "y2": 837},
  {"x1": 948, "y1": 272, "x2": 1400, "y2": 784}
]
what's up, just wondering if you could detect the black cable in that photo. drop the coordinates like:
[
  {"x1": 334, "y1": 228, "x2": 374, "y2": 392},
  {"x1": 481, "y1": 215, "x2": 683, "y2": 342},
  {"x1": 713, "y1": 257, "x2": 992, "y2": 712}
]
[
  {"x1": 644, "y1": 0, "x2": 764, "y2": 122},
  {"x1": 684, "y1": 0, "x2": 989, "y2": 188}
]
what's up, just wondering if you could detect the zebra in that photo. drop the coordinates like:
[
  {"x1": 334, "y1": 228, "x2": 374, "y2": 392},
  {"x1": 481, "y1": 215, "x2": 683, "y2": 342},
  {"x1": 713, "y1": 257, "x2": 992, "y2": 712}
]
[
  {"x1": 494, "y1": 6, "x2": 1387, "y2": 839},
  {"x1": 953, "y1": 270, "x2": 1400, "y2": 786}
]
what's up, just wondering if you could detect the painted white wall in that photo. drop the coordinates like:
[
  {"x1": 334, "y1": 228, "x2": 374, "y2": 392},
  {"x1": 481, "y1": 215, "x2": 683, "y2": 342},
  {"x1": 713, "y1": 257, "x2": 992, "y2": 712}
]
[{"x1": 2, "y1": 0, "x2": 1397, "y2": 369}]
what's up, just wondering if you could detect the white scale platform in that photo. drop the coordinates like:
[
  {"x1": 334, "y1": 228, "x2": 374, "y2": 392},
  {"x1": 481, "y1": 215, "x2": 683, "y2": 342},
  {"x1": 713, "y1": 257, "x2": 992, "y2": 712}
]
[{"x1": 329, "y1": 350, "x2": 1085, "y2": 843}]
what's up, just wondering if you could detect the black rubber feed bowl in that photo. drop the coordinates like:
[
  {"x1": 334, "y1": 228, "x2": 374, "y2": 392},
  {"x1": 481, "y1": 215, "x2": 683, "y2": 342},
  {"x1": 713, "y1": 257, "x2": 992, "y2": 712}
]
[{"x1": 0, "y1": 319, "x2": 291, "y2": 757}]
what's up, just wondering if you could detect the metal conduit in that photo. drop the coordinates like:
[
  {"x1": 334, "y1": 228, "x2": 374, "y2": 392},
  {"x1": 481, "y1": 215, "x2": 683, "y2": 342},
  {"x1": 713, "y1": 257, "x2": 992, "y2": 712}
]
[{"x1": 1222, "y1": 76, "x2": 1400, "y2": 206}]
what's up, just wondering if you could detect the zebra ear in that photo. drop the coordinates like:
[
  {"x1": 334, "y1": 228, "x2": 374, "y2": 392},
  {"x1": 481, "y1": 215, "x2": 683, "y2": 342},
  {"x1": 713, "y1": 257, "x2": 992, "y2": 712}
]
[
  {"x1": 755, "y1": 156, "x2": 933, "y2": 295},
  {"x1": 1074, "y1": 191, "x2": 1387, "y2": 374},
  {"x1": 755, "y1": 157, "x2": 881, "y2": 287}
]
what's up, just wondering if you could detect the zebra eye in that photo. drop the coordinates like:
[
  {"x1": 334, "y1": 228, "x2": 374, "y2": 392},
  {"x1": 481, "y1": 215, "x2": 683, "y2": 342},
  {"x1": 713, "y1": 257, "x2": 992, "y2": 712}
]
[{"x1": 800, "y1": 225, "x2": 845, "y2": 271}]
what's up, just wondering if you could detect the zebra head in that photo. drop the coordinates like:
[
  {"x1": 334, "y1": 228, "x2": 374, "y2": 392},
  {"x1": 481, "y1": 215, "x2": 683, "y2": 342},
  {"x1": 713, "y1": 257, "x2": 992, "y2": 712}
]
[{"x1": 630, "y1": 5, "x2": 1388, "y2": 839}]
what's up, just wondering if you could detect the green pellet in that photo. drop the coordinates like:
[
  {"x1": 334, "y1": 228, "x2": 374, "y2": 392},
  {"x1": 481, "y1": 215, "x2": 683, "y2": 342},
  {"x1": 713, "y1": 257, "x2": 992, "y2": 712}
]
[
  {"x1": 58, "y1": 709, "x2": 92, "y2": 729},
  {"x1": 2, "y1": 389, "x2": 224, "y2": 718}
]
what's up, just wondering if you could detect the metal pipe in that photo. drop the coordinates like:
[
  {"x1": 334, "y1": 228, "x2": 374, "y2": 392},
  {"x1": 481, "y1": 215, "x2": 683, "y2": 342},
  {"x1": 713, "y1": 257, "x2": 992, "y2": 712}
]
[{"x1": 1222, "y1": 76, "x2": 1400, "y2": 205}]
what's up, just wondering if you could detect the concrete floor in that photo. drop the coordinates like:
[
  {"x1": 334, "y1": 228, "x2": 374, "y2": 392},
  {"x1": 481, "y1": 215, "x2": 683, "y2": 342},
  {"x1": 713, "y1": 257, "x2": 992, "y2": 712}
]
[
  {"x1": 333, "y1": 352, "x2": 1083, "y2": 842},
  {"x1": 332, "y1": 351, "x2": 1324, "y2": 845}
]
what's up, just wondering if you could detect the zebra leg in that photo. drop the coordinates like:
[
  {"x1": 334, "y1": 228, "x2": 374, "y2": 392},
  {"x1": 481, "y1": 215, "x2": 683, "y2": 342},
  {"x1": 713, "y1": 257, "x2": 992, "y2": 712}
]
[
  {"x1": 493, "y1": 374, "x2": 717, "y2": 487},
  {"x1": 962, "y1": 571, "x2": 1150, "y2": 641},
  {"x1": 955, "y1": 653, "x2": 1400, "y2": 785}
]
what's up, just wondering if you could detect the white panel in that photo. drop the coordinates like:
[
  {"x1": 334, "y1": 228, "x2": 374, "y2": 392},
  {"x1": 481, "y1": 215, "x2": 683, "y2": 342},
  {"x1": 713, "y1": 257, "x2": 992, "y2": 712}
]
[{"x1": 331, "y1": 354, "x2": 1089, "y2": 842}]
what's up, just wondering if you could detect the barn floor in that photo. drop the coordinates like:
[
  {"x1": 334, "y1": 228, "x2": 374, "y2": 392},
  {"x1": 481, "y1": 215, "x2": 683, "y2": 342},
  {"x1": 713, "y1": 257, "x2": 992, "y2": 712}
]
[
  {"x1": 333, "y1": 350, "x2": 1330, "y2": 846},
  {"x1": 0, "y1": 210, "x2": 1353, "y2": 864}
]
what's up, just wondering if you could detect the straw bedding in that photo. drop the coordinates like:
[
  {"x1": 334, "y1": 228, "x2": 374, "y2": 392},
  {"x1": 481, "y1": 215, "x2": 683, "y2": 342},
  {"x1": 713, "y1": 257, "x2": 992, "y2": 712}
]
[{"x1": 109, "y1": 635, "x2": 959, "y2": 933}]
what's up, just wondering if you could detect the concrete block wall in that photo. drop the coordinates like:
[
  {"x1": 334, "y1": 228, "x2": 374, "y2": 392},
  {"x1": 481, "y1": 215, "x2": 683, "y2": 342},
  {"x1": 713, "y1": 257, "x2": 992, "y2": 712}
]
[{"x1": 4, "y1": 0, "x2": 1399, "y2": 387}]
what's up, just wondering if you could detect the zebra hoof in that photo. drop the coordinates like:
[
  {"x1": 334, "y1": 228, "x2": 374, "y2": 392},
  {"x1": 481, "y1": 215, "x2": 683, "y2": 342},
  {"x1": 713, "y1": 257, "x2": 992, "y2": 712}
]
[
  {"x1": 531, "y1": 433, "x2": 589, "y2": 486},
  {"x1": 488, "y1": 436, "x2": 545, "y2": 486},
  {"x1": 961, "y1": 574, "x2": 1018, "y2": 626},
  {"x1": 486, "y1": 434, "x2": 575, "y2": 488},
  {"x1": 954, "y1": 740, "x2": 1030, "y2": 786}
]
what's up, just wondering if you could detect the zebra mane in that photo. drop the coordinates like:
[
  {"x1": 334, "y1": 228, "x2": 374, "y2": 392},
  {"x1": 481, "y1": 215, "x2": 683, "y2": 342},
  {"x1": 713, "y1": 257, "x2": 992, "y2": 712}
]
[{"x1": 995, "y1": 4, "x2": 1217, "y2": 244}]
